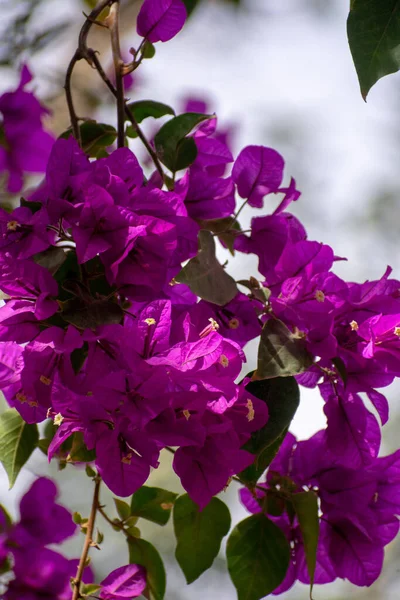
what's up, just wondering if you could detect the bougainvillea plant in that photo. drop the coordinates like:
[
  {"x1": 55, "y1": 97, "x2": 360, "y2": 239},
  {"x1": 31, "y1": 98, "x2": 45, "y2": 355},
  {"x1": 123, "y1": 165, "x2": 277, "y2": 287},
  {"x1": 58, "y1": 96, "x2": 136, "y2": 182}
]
[{"x1": 1, "y1": 0, "x2": 400, "y2": 598}]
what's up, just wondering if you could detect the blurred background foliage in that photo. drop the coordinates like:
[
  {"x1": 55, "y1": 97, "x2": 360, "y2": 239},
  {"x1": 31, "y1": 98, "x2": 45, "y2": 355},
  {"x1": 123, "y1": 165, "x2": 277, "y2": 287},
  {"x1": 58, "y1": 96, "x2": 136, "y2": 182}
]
[{"x1": 1, "y1": 0, "x2": 400, "y2": 598}]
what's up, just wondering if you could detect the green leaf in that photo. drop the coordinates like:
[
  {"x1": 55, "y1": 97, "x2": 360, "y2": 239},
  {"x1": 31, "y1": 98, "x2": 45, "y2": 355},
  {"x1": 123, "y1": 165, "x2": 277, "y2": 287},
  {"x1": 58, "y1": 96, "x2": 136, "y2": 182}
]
[
  {"x1": 33, "y1": 247, "x2": 67, "y2": 275},
  {"x1": 347, "y1": 1, "x2": 400, "y2": 100},
  {"x1": 173, "y1": 494, "x2": 231, "y2": 584},
  {"x1": 128, "y1": 538, "x2": 166, "y2": 600},
  {"x1": 114, "y1": 498, "x2": 131, "y2": 522},
  {"x1": 182, "y1": 0, "x2": 200, "y2": 16},
  {"x1": 239, "y1": 377, "x2": 299, "y2": 485},
  {"x1": 0, "y1": 409, "x2": 39, "y2": 488},
  {"x1": 66, "y1": 432, "x2": 96, "y2": 463},
  {"x1": 81, "y1": 583, "x2": 101, "y2": 597},
  {"x1": 60, "y1": 297, "x2": 123, "y2": 329},
  {"x1": 142, "y1": 40, "x2": 156, "y2": 59},
  {"x1": 255, "y1": 319, "x2": 313, "y2": 380},
  {"x1": 131, "y1": 486, "x2": 178, "y2": 526},
  {"x1": 0, "y1": 503, "x2": 12, "y2": 527},
  {"x1": 127, "y1": 100, "x2": 175, "y2": 124},
  {"x1": 197, "y1": 216, "x2": 241, "y2": 255},
  {"x1": 60, "y1": 122, "x2": 117, "y2": 157},
  {"x1": 239, "y1": 428, "x2": 289, "y2": 486},
  {"x1": 154, "y1": 112, "x2": 213, "y2": 172},
  {"x1": 176, "y1": 230, "x2": 238, "y2": 305},
  {"x1": 292, "y1": 491, "x2": 319, "y2": 594},
  {"x1": 226, "y1": 514, "x2": 290, "y2": 600}
]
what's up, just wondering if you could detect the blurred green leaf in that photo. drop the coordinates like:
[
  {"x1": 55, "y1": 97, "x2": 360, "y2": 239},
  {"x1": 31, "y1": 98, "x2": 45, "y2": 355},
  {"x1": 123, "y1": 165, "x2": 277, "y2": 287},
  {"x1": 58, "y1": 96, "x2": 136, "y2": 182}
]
[
  {"x1": 131, "y1": 486, "x2": 178, "y2": 526},
  {"x1": 174, "y1": 494, "x2": 231, "y2": 583},
  {"x1": 114, "y1": 498, "x2": 131, "y2": 522},
  {"x1": 128, "y1": 538, "x2": 166, "y2": 600}
]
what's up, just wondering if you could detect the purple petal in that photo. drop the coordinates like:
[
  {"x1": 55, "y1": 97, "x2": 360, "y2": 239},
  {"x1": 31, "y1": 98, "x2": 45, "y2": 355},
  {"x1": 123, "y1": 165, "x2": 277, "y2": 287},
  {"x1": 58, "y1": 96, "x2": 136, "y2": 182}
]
[
  {"x1": 100, "y1": 564, "x2": 146, "y2": 599},
  {"x1": 137, "y1": 0, "x2": 187, "y2": 43},
  {"x1": 232, "y1": 145, "x2": 284, "y2": 208}
]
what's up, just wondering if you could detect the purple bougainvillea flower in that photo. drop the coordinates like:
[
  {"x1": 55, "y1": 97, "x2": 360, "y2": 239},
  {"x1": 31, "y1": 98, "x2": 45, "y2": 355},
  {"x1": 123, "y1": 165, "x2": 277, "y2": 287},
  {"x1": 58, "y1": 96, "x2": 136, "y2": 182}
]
[
  {"x1": 0, "y1": 342, "x2": 23, "y2": 387},
  {"x1": 11, "y1": 477, "x2": 76, "y2": 547},
  {"x1": 137, "y1": 0, "x2": 187, "y2": 43},
  {"x1": 0, "y1": 256, "x2": 59, "y2": 320},
  {"x1": 321, "y1": 384, "x2": 381, "y2": 468},
  {"x1": 0, "y1": 206, "x2": 51, "y2": 259},
  {"x1": 100, "y1": 563, "x2": 147, "y2": 599},
  {"x1": 5, "y1": 547, "x2": 74, "y2": 600},
  {"x1": 184, "y1": 170, "x2": 236, "y2": 220},
  {"x1": 0, "y1": 65, "x2": 54, "y2": 193},
  {"x1": 232, "y1": 145, "x2": 284, "y2": 208},
  {"x1": 191, "y1": 293, "x2": 262, "y2": 347},
  {"x1": 272, "y1": 177, "x2": 301, "y2": 214}
]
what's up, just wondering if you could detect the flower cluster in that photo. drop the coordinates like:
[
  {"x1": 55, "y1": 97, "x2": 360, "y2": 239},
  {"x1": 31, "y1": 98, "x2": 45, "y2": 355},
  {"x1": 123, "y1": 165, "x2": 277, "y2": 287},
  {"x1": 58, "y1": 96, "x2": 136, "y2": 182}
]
[
  {"x1": 0, "y1": 130, "x2": 270, "y2": 509},
  {"x1": 240, "y1": 430, "x2": 400, "y2": 591},
  {"x1": 0, "y1": 477, "x2": 88, "y2": 599},
  {"x1": 0, "y1": 65, "x2": 54, "y2": 193}
]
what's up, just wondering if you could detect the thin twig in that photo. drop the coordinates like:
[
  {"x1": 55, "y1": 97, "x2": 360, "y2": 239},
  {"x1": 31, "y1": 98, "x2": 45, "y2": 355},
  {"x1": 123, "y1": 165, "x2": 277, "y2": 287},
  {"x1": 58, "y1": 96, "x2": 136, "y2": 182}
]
[
  {"x1": 64, "y1": 0, "x2": 115, "y2": 146},
  {"x1": 72, "y1": 477, "x2": 101, "y2": 600},
  {"x1": 89, "y1": 53, "x2": 165, "y2": 180},
  {"x1": 107, "y1": 2, "x2": 125, "y2": 148}
]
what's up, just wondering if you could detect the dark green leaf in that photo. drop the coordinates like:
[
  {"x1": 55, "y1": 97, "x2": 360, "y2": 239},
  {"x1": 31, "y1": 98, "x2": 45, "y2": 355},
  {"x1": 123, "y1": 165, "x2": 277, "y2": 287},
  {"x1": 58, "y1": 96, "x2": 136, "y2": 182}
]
[
  {"x1": 240, "y1": 428, "x2": 289, "y2": 486},
  {"x1": 60, "y1": 297, "x2": 123, "y2": 329},
  {"x1": 292, "y1": 491, "x2": 319, "y2": 593},
  {"x1": 20, "y1": 197, "x2": 41, "y2": 214},
  {"x1": 173, "y1": 136, "x2": 198, "y2": 172},
  {"x1": 0, "y1": 409, "x2": 39, "y2": 488},
  {"x1": 197, "y1": 216, "x2": 241, "y2": 255},
  {"x1": 239, "y1": 377, "x2": 299, "y2": 484},
  {"x1": 33, "y1": 247, "x2": 67, "y2": 275},
  {"x1": 347, "y1": 1, "x2": 400, "y2": 99},
  {"x1": 127, "y1": 100, "x2": 175, "y2": 124},
  {"x1": 154, "y1": 112, "x2": 213, "y2": 172},
  {"x1": 0, "y1": 503, "x2": 12, "y2": 527},
  {"x1": 125, "y1": 124, "x2": 139, "y2": 139},
  {"x1": 60, "y1": 122, "x2": 117, "y2": 157},
  {"x1": 173, "y1": 494, "x2": 231, "y2": 583},
  {"x1": 255, "y1": 319, "x2": 313, "y2": 379},
  {"x1": 142, "y1": 40, "x2": 156, "y2": 59},
  {"x1": 226, "y1": 514, "x2": 290, "y2": 600},
  {"x1": 176, "y1": 230, "x2": 238, "y2": 305},
  {"x1": 128, "y1": 538, "x2": 166, "y2": 600},
  {"x1": 332, "y1": 356, "x2": 348, "y2": 386},
  {"x1": 66, "y1": 432, "x2": 96, "y2": 463},
  {"x1": 131, "y1": 486, "x2": 178, "y2": 526},
  {"x1": 114, "y1": 498, "x2": 131, "y2": 522},
  {"x1": 182, "y1": 0, "x2": 200, "y2": 16}
]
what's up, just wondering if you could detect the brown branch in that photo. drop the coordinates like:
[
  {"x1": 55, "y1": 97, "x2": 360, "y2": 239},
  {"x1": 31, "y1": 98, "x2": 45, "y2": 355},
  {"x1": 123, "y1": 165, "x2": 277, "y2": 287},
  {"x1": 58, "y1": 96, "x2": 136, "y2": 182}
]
[
  {"x1": 107, "y1": 2, "x2": 125, "y2": 148},
  {"x1": 72, "y1": 477, "x2": 101, "y2": 600},
  {"x1": 64, "y1": 0, "x2": 115, "y2": 147},
  {"x1": 89, "y1": 53, "x2": 165, "y2": 181}
]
